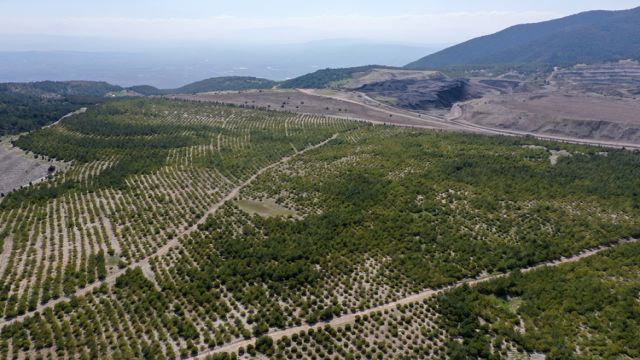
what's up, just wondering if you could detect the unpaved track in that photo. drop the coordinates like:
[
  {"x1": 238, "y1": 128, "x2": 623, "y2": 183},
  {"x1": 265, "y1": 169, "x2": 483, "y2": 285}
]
[
  {"x1": 0, "y1": 134, "x2": 339, "y2": 329},
  {"x1": 297, "y1": 89, "x2": 466, "y2": 132},
  {"x1": 449, "y1": 117, "x2": 640, "y2": 150},
  {"x1": 303, "y1": 89, "x2": 640, "y2": 150},
  {"x1": 192, "y1": 238, "x2": 639, "y2": 359},
  {"x1": 44, "y1": 107, "x2": 87, "y2": 129}
]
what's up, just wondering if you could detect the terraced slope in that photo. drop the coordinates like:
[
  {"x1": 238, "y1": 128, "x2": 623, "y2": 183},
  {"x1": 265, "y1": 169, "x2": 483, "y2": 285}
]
[{"x1": 552, "y1": 60, "x2": 640, "y2": 96}]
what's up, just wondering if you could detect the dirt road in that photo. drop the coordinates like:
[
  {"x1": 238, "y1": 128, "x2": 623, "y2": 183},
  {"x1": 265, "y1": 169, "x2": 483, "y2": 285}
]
[
  {"x1": 173, "y1": 89, "x2": 640, "y2": 150},
  {"x1": 44, "y1": 107, "x2": 87, "y2": 129},
  {"x1": 302, "y1": 89, "x2": 640, "y2": 150},
  {"x1": 296, "y1": 89, "x2": 465, "y2": 131},
  {"x1": 449, "y1": 116, "x2": 640, "y2": 150},
  {"x1": 171, "y1": 91, "x2": 445, "y2": 130},
  {"x1": 192, "y1": 237, "x2": 638, "y2": 358}
]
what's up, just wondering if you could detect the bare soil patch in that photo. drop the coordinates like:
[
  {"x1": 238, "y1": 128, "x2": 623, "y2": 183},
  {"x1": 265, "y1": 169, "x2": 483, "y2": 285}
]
[
  {"x1": 343, "y1": 68, "x2": 443, "y2": 90},
  {"x1": 549, "y1": 149, "x2": 572, "y2": 165},
  {"x1": 236, "y1": 198, "x2": 297, "y2": 218},
  {"x1": 0, "y1": 136, "x2": 66, "y2": 197},
  {"x1": 451, "y1": 92, "x2": 640, "y2": 145}
]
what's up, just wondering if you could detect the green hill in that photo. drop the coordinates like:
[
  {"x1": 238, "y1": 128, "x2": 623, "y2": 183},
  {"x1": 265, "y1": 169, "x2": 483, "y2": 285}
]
[
  {"x1": 0, "y1": 81, "x2": 120, "y2": 135},
  {"x1": 130, "y1": 76, "x2": 277, "y2": 95},
  {"x1": 0, "y1": 76, "x2": 280, "y2": 135},
  {"x1": 2, "y1": 80, "x2": 121, "y2": 98},
  {"x1": 176, "y1": 76, "x2": 276, "y2": 93},
  {"x1": 280, "y1": 65, "x2": 396, "y2": 89},
  {"x1": 126, "y1": 85, "x2": 165, "y2": 96},
  {"x1": 406, "y1": 7, "x2": 640, "y2": 69}
]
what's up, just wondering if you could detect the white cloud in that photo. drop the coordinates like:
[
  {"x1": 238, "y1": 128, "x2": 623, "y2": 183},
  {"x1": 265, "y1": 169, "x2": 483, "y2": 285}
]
[{"x1": 0, "y1": 11, "x2": 560, "y2": 44}]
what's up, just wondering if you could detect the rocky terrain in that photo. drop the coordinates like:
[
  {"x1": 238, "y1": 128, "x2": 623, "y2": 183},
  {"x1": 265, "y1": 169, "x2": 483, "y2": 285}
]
[
  {"x1": 444, "y1": 61, "x2": 640, "y2": 146},
  {"x1": 356, "y1": 78, "x2": 475, "y2": 110}
]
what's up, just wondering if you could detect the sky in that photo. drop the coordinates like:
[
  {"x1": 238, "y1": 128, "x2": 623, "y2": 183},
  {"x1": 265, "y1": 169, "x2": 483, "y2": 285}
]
[{"x1": 0, "y1": 0, "x2": 638, "y2": 47}]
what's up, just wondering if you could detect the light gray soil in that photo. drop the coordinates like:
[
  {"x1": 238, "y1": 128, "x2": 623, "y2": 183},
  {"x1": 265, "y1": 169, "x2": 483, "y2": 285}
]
[
  {"x1": 0, "y1": 109, "x2": 83, "y2": 198},
  {"x1": 0, "y1": 136, "x2": 65, "y2": 197},
  {"x1": 450, "y1": 92, "x2": 640, "y2": 145}
]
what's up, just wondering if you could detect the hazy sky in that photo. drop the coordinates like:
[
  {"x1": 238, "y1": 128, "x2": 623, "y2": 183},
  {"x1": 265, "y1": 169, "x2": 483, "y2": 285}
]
[{"x1": 0, "y1": 0, "x2": 638, "y2": 46}]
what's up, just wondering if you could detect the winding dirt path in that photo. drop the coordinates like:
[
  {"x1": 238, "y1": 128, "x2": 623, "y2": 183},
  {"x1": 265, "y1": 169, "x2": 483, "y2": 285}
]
[
  {"x1": 0, "y1": 133, "x2": 339, "y2": 329},
  {"x1": 297, "y1": 89, "x2": 465, "y2": 132},
  {"x1": 192, "y1": 237, "x2": 639, "y2": 359},
  {"x1": 448, "y1": 116, "x2": 640, "y2": 150},
  {"x1": 44, "y1": 107, "x2": 87, "y2": 129},
  {"x1": 302, "y1": 89, "x2": 640, "y2": 150}
]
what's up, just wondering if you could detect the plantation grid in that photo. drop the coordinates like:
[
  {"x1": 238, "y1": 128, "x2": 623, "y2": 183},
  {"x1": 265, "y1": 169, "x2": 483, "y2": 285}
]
[{"x1": 0, "y1": 99, "x2": 638, "y2": 359}]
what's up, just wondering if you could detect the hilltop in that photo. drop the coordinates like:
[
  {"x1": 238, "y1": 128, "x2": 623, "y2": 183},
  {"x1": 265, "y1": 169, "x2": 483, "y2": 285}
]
[
  {"x1": 130, "y1": 76, "x2": 277, "y2": 96},
  {"x1": 279, "y1": 65, "x2": 396, "y2": 89}
]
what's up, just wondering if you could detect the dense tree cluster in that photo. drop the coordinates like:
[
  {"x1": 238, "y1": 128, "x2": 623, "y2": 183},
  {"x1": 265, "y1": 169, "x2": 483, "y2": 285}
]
[
  {"x1": 0, "y1": 98, "x2": 359, "y2": 358},
  {"x1": 0, "y1": 81, "x2": 120, "y2": 135},
  {"x1": 436, "y1": 241, "x2": 640, "y2": 359},
  {"x1": 0, "y1": 92, "x2": 92, "y2": 136}
]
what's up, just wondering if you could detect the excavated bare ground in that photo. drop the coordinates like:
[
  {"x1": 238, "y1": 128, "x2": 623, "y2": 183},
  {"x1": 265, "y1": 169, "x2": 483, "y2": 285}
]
[
  {"x1": 0, "y1": 136, "x2": 67, "y2": 197},
  {"x1": 450, "y1": 92, "x2": 640, "y2": 145}
]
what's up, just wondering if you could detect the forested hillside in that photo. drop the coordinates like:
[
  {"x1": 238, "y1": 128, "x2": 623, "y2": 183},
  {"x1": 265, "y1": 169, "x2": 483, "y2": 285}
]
[
  {"x1": 0, "y1": 81, "x2": 118, "y2": 135},
  {"x1": 406, "y1": 7, "x2": 640, "y2": 69}
]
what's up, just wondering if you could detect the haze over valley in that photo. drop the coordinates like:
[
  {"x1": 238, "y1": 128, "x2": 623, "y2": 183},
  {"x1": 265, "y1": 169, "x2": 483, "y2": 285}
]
[{"x1": 0, "y1": 39, "x2": 439, "y2": 88}]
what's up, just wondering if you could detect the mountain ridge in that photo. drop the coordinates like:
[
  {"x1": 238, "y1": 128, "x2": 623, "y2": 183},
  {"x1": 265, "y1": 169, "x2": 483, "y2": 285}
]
[{"x1": 406, "y1": 7, "x2": 640, "y2": 69}]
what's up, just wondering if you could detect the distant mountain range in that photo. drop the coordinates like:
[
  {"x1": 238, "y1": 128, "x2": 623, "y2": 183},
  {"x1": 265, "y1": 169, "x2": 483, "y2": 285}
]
[
  {"x1": 1, "y1": 78, "x2": 277, "y2": 99},
  {"x1": 406, "y1": 7, "x2": 640, "y2": 69}
]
